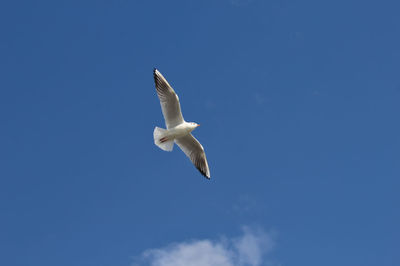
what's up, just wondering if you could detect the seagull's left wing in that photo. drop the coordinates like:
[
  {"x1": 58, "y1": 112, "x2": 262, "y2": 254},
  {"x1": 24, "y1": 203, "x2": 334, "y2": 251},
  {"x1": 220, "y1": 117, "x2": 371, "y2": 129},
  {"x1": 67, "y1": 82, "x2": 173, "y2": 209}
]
[
  {"x1": 153, "y1": 69, "x2": 184, "y2": 129},
  {"x1": 175, "y1": 134, "x2": 210, "y2": 179}
]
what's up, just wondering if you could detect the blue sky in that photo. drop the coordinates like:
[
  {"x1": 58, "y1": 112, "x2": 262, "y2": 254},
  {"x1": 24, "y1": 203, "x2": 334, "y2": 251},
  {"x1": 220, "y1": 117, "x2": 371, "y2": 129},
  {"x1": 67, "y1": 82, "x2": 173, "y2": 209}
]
[{"x1": 1, "y1": 0, "x2": 399, "y2": 265}]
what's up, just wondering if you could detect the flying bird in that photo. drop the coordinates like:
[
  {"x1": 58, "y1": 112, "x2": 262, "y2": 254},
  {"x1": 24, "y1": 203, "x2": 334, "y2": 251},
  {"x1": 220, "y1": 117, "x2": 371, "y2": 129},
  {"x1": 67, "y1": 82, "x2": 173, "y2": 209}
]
[{"x1": 153, "y1": 68, "x2": 210, "y2": 179}]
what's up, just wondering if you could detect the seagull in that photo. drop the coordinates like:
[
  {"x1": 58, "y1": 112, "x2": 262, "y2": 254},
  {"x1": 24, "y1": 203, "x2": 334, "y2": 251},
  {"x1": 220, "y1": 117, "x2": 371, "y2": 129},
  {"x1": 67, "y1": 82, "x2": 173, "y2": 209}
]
[{"x1": 153, "y1": 68, "x2": 210, "y2": 179}]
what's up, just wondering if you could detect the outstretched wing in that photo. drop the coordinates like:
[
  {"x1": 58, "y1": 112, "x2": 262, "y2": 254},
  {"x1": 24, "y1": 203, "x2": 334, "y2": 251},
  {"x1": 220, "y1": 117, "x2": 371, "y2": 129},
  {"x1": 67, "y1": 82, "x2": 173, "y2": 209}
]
[
  {"x1": 153, "y1": 69, "x2": 184, "y2": 129},
  {"x1": 175, "y1": 134, "x2": 210, "y2": 179}
]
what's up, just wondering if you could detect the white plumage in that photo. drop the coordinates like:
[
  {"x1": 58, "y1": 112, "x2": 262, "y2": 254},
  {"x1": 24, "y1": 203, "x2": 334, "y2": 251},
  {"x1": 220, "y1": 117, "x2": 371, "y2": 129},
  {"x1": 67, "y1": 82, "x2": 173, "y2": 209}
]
[{"x1": 153, "y1": 69, "x2": 210, "y2": 179}]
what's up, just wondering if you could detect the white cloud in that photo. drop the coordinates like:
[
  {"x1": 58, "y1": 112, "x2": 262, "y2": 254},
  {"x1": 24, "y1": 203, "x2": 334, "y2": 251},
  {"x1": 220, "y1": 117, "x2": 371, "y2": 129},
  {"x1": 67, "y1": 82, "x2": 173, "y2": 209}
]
[{"x1": 133, "y1": 226, "x2": 275, "y2": 266}]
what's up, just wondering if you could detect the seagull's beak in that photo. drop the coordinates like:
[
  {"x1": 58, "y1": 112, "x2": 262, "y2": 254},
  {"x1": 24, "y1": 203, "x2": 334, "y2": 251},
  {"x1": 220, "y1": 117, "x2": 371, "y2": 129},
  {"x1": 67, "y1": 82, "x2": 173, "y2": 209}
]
[{"x1": 197, "y1": 124, "x2": 200, "y2": 127}]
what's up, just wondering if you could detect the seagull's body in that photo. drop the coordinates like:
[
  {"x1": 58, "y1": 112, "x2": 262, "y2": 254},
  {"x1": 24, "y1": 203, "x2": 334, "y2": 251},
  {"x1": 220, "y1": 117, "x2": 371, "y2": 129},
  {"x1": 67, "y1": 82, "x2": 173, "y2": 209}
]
[
  {"x1": 160, "y1": 122, "x2": 196, "y2": 140},
  {"x1": 153, "y1": 69, "x2": 210, "y2": 179}
]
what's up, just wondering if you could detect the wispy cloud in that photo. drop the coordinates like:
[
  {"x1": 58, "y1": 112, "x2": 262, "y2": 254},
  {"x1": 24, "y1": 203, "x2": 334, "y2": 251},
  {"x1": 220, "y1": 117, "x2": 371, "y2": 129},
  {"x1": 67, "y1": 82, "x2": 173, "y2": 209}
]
[
  {"x1": 232, "y1": 194, "x2": 261, "y2": 214},
  {"x1": 133, "y1": 226, "x2": 275, "y2": 266}
]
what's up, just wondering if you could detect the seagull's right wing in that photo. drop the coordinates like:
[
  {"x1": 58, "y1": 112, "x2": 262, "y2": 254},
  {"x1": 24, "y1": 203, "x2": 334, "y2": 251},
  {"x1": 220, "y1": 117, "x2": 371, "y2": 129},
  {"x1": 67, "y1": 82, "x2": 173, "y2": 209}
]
[
  {"x1": 153, "y1": 69, "x2": 184, "y2": 129},
  {"x1": 175, "y1": 134, "x2": 210, "y2": 179}
]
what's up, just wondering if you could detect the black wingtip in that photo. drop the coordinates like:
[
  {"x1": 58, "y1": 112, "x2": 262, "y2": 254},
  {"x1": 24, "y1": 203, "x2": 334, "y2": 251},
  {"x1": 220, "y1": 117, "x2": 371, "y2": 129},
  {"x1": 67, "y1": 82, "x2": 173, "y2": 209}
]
[
  {"x1": 196, "y1": 167, "x2": 210, "y2": 180},
  {"x1": 153, "y1": 68, "x2": 158, "y2": 80}
]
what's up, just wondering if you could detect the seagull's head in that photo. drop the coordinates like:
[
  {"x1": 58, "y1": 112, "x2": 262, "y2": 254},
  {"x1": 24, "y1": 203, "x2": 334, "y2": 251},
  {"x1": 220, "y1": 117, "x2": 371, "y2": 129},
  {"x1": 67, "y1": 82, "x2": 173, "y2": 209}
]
[{"x1": 189, "y1": 122, "x2": 200, "y2": 130}]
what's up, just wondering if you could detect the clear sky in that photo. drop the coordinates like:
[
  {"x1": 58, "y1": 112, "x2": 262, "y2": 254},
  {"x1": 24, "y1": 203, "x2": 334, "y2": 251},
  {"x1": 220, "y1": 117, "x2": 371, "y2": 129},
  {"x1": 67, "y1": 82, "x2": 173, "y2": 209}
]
[{"x1": 1, "y1": 0, "x2": 399, "y2": 266}]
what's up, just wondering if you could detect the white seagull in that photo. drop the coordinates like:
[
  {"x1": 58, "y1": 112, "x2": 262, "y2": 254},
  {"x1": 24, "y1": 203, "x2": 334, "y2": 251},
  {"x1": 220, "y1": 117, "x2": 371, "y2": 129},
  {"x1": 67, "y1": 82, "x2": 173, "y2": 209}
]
[{"x1": 153, "y1": 68, "x2": 210, "y2": 179}]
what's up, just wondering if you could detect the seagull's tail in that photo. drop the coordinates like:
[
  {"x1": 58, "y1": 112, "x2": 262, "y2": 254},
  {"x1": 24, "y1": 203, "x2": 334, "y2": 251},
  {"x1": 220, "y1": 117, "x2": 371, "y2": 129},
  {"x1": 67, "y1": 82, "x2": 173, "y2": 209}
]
[{"x1": 153, "y1": 127, "x2": 174, "y2": 151}]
